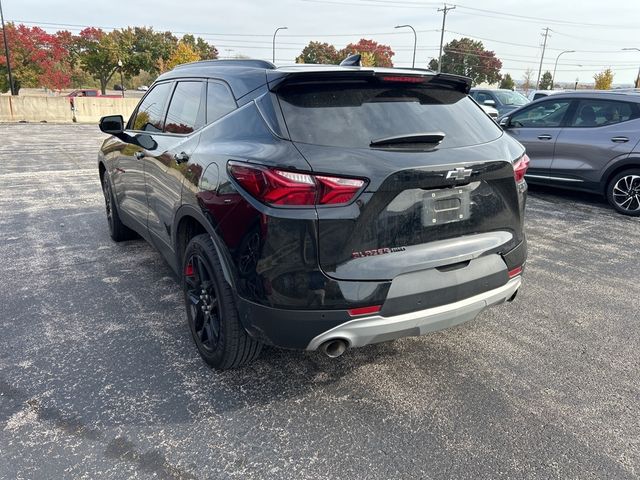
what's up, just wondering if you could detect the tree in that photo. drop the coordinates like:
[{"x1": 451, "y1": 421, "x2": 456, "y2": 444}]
[
  {"x1": 499, "y1": 73, "x2": 515, "y2": 90},
  {"x1": 296, "y1": 41, "x2": 341, "y2": 64},
  {"x1": 341, "y1": 39, "x2": 394, "y2": 67},
  {"x1": 522, "y1": 68, "x2": 534, "y2": 94},
  {"x1": 181, "y1": 34, "x2": 218, "y2": 60},
  {"x1": 539, "y1": 70, "x2": 553, "y2": 90},
  {"x1": 0, "y1": 23, "x2": 73, "y2": 92},
  {"x1": 77, "y1": 28, "x2": 131, "y2": 94},
  {"x1": 594, "y1": 68, "x2": 614, "y2": 90},
  {"x1": 428, "y1": 38, "x2": 501, "y2": 86},
  {"x1": 165, "y1": 41, "x2": 200, "y2": 71}
]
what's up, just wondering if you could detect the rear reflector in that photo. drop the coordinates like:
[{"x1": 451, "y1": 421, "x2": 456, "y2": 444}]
[
  {"x1": 513, "y1": 154, "x2": 530, "y2": 183},
  {"x1": 380, "y1": 75, "x2": 424, "y2": 83},
  {"x1": 348, "y1": 305, "x2": 382, "y2": 317},
  {"x1": 228, "y1": 161, "x2": 366, "y2": 207},
  {"x1": 508, "y1": 266, "x2": 523, "y2": 278}
]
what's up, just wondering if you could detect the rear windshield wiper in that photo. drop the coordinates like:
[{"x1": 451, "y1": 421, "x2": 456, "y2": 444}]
[{"x1": 369, "y1": 132, "x2": 445, "y2": 149}]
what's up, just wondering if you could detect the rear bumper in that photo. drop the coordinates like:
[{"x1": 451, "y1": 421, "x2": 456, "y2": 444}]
[{"x1": 306, "y1": 276, "x2": 521, "y2": 350}]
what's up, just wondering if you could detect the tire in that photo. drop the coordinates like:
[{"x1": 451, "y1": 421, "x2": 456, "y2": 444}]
[
  {"x1": 606, "y1": 169, "x2": 640, "y2": 216},
  {"x1": 182, "y1": 233, "x2": 262, "y2": 369},
  {"x1": 102, "y1": 170, "x2": 137, "y2": 241}
]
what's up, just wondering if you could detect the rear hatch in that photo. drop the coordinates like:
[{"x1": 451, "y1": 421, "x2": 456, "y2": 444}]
[{"x1": 272, "y1": 71, "x2": 525, "y2": 281}]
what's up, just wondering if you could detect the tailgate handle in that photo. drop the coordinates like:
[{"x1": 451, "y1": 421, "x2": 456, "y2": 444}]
[
  {"x1": 611, "y1": 136, "x2": 629, "y2": 143},
  {"x1": 537, "y1": 134, "x2": 553, "y2": 140}
]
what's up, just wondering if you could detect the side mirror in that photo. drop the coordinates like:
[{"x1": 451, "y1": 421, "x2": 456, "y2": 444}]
[
  {"x1": 483, "y1": 99, "x2": 496, "y2": 107},
  {"x1": 499, "y1": 116, "x2": 510, "y2": 128},
  {"x1": 99, "y1": 115, "x2": 124, "y2": 135}
]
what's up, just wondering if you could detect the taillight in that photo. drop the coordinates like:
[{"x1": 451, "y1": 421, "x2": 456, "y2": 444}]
[
  {"x1": 228, "y1": 161, "x2": 366, "y2": 207},
  {"x1": 513, "y1": 154, "x2": 530, "y2": 183}
]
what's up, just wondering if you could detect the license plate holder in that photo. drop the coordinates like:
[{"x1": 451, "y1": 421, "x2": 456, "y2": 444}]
[{"x1": 422, "y1": 188, "x2": 471, "y2": 226}]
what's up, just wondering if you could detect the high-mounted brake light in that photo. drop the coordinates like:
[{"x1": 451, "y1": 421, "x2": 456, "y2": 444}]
[
  {"x1": 513, "y1": 154, "x2": 530, "y2": 183},
  {"x1": 228, "y1": 162, "x2": 366, "y2": 207},
  {"x1": 380, "y1": 75, "x2": 424, "y2": 83}
]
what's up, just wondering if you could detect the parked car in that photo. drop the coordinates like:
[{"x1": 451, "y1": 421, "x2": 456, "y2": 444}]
[
  {"x1": 97, "y1": 59, "x2": 528, "y2": 369},
  {"x1": 498, "y1": 91, "x2": 640, "y2": 215},
  {"x1": 470, "y1": 88, "x2": 530, "y2": 116},
  {"x1": 527, "y1": 89, "x2": 563, "y2": 102},
  {"x1": 113, "y1": 84, "x2": 126, "y2": 91},
  {"x1": 480, "y1": 103, "x2": 499, "y2": 119},
  {"x1": 137, "y1": 85, "x2": 149, "y2": 91},
  {"x1": 67, "y1": 89, "x2": 120, "y2": 99}
]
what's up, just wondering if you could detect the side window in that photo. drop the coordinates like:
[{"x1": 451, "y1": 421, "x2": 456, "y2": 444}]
[
  {"x1": 533, "y1": 93, "x2": 546, "y2": 101},
  {"x1": 86, "y1": 90, "x2": 98, "y2": 97},
  {"x1": 510, "y1": 100, "x2": 571, "y2": 128},
  {"x1": 131, "y1": 82, "x2": 173, "y2": 132},
  {"x1": 164, "y1": 81, "x2": 205, "y2": 134},
  {"x1": 206, "y1": 82, "x2": 236, "y2": 124},
  {"x1": 475, "y1": 92, "x2": 490, "y2": 104},
  {"x1": 570, "y1": 99, "x2": 635, "y2": 127}
]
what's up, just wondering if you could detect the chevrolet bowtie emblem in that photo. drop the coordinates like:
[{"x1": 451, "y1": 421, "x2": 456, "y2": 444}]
[{"x1": 446, "y1": 167, "x2": 473, "y2": 181}]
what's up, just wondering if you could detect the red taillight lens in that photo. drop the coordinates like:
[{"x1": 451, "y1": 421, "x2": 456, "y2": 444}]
[
  {"x1": 513, "y1": 154, "x2": 530, "y2": 183},
  {"x1": 228, "y1": 162, "x2": 366, "y2": 207},
  {"x1": 508, "y1": 266, "x2": 523, "y2": 278},
  {"x1": 348, "y1": 305, "x2": 381, "y2": 317}
]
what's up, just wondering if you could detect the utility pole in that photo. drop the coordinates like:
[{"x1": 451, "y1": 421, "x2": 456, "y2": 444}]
[
  {"x1": 437, "y1": 4, "x2": 455, "y2": 73},
  {"x1": 0, "y1": 0, "x2": 16, "y2": 95},
  {"x1": 536, "y1": 27, "x2": 550, "y2": 90}
]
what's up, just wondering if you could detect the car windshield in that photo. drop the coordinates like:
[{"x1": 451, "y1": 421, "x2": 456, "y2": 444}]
[
  {"x1": 495, "y1": 91, "x2": 528, "y2": 106},
  {"x1": 277, "y1": 80, "x2": 502, "y2": 149}
]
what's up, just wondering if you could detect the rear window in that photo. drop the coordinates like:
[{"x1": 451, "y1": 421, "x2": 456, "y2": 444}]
[{"x1": 277, "y1": 80, "x2": 502, "y2": 149}]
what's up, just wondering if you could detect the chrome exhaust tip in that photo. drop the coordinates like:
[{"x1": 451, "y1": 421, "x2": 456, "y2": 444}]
[{"x1": 320, "y1": 339, "x2": 348, "y2": 358}]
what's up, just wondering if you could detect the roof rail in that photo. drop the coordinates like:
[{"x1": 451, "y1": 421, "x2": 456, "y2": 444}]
[{"x1": 174, "y1": 59, "x2": 277, "y2": 70}]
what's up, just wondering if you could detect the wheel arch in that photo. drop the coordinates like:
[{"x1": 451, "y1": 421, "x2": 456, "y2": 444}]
[
  {"x1": 602, "y1": 157, "x2": 640, "y2": 194},
  {"x1": 173, "y1": 205, "x2": 237, "y2": 288}
]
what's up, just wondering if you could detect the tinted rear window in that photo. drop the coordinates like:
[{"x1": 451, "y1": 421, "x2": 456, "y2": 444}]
[{"x1": 277, "y1": 81, "x2": 502, "y2": 149}]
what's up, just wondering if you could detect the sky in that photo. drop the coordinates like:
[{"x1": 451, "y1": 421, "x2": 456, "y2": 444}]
[{"x1": 4, "y1": 0, "x2": 640, "y2": 86}]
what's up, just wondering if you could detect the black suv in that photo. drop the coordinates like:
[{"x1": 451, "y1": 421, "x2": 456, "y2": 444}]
[{"x1": 98, "y1": 59, "x2": 528, "y2": 369}]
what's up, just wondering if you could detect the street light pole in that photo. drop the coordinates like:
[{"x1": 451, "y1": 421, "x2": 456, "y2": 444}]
[
  {"x1": 272, "y1": 27, "x2": 288, "y2": 64},
  {"x1": 622, "y1": 48, "x2": 640, "y2": 88},
  {"x1": 117, "y1": 60, "x2": 124, "y2": 98},
  {"x1": 0, "y1": 0, "x2": 16, "y2": 95},
  {"x1": 552, "y1": 50, "x2": 575, "y2": 89},
  {"x1": 395, "y1": 24, "x2": 416, "y2": 69}
]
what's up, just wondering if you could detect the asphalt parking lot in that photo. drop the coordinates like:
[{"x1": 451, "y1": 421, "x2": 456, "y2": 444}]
[{"x1": 1, "y1": 123, "x2": 639, "y2": 479}]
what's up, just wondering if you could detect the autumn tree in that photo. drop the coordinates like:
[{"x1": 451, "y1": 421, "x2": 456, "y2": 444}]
[
  {"x1": 539, "y1": 71, "x2": 553, "y2": 90},
  {"x1": 0, "y1": 23, "x2": 73, "y2": 92},
  {"x1": 522, "y1": 68, "x2": 534, "y2": 94},
  {"x1": 77, "y1": 28, "x2": 132, "y2": 94},
  {"x1": 428, "y1": 38, "x2": 501, "y2": 86},
  {"x1": 499, "y1": 73, "x2": 515, "y2": 90},
  {"x1": 181, "y1": 34, "x2": 218, "y2": 60},
  {"x1": 594, "y1": 68, "x2": 614, "y2": 90},
  {"x1": 340, "y1": 39, "x2": 394, "y2": 67},
  {"x1": 165, "y1": 41, "x2": 200, "y2": 71},
  {"x1": 296, "y1": 41, "x2": 341, "y2": 64}
]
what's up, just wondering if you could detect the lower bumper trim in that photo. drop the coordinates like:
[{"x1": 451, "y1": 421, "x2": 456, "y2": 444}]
[{"x1": 306, "y1": 277, "x2": 522, "y2": 350}]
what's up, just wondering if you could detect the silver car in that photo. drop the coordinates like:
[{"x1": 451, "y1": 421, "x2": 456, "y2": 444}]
[{"x1": 498, "y1": 91, "x2": 640, "y2": 215}]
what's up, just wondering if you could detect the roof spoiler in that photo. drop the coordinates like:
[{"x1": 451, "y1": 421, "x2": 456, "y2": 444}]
[
  {"x1": 267, "y1": 69, "x2": 472, "y2": 94},
  {"x1": 174, "y1": 59, "x2": 277, "y2": 70}
]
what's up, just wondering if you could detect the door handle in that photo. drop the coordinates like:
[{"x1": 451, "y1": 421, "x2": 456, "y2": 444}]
[
  {"x1": 174, "y1": 152, "x2": 190, "y2": 164},
  {"x1": 611, "y1": 136, "x2": 629, "y2": 143},
  {"x1": 134, "y1": 151, "x2": 145, "y2": 159},
  {"x1": 537, "y1": 134, "x2": 553, "y2": 140}
]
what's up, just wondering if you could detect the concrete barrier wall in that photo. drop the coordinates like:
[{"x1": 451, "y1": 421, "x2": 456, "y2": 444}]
[{"x1": 0, "y1": 96, "x2": 139, "y2": 124}]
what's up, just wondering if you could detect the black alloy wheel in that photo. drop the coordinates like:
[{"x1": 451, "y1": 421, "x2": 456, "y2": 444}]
[
  {"x1": 184, "y1": 253, "x2": 221, "y2": 352},
  {"x1": 102, "y1": 170, "x2": 136, "y2": 241},
  {"x1": 182, "y1": 234, "x2": 262, "y2": 369}
]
